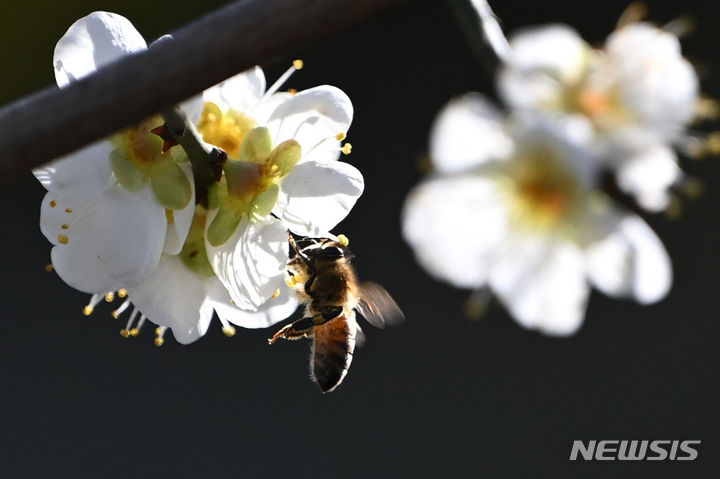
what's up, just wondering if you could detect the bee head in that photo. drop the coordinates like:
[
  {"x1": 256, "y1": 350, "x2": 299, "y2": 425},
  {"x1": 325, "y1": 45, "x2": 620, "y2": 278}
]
[{"x1": 288, "y1": 232, "x2": 354, "y2": 264}]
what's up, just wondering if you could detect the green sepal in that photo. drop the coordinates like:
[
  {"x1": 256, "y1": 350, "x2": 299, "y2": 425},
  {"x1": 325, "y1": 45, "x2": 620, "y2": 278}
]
[
  {"x1": 150, "y1": 161, "x2": 192, "y2": 210},
  {"x1": 268, "y1": 140, "x2": 301, "y2": 178},
  {"x1": 170, "y1": 146, "x2": 189, "y2": 164},
  {"x1": 237, "y1": 127, "x2": 273, "y2": 164},
  {"x1": 207, "y1": 180, "x2": 225, "y2": 211},
  {"x1": 224, "y1": 160, "x2": 263, "y2": 198},
  {"x1": 249, "y1": 183, "x2": 279, "y2": 222},
  {"x1": 110, "y1": 148, "x2": 145, "y2": 191},
  {"x1": 180, "y1": 206, "x2": 216, "y2": 277},
  {"x1": 207, "y1": 205, "x2": 243, "y2": 247}
]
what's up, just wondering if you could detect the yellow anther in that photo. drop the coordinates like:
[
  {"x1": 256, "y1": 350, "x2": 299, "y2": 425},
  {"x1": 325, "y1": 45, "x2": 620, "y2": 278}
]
[
  {"x1": 44, "y1": 263, "x2": 53, "y2": 272},
  {"x1": 154, "y1": 336, "x2": 165, "y2": 347},
  {"x1": 337, "y1": 234, "x2": 349, "y2": 247},
  {"x1": 271, "y1": 289, "x2": 281, "y2": 298},
  {"x1": 120, "y1": 329, "x2": 130, "y2": 338},
  {"x1": 616, "y1": 1, "x2": 647, "y2": 29},
  {"x1": 105, "y1": 292, "x2": 115, "y2": 302},
  {"x1": 49, "y1": 200, "x2": 57, "y2": 208},
  {"x1": 111, "y1": 310, "x2": 120, "y2": 319},
  {"x1": 293, "y1": 59, "x2": 304, "y2": 70},
  {"x1": 222, "y1": 325, "x2": 236, "y2": 337},
  {"x1": 341, "y1": 143, "x2": 353, "y2": 155},
  {"x1": 288, "y1": 88, "x2": 298, "y2": 95},
  {"x1": 665, "y1": 194, "x2": 683, "y2": 220},
  {"x1": 57, "y1": 235, "x2": 69, "y2": 244},
  {"x1": 705, "y1": 132, "x2": 720, "y2": 155},
  {"x1": 130, "y1": 328, "x2": 140, "y2": 337},
  {"x1": 61, "y1": 224, "x2": 69, "y2": 230},
  {"x1": 155, "y1": 327, "x2": 164, "y2": 335},
  {"x1": 681, "y1": 177, "x2": 704, "y2": 198},
  {"x1": 695, "y1": 97, "x2": 720, "y2": 120},
  {"x1": 64, "y1": 208, "x2": 72, "y2": 214},
  {"x1": 336, "y1": 132, "x2": 347, "y2": 141},
  {"x1": 117, "y1": 289, "x2": 128, "y2": 298},
  {"x1": 285, "y1": 276, "x2": 297, "y2": 288},
  {"x1": 165, "y1": 209, "x2": 175, "y2": 225},
  {"x1": 83, "y1": 305, "x2": 94, "y2": 316}
]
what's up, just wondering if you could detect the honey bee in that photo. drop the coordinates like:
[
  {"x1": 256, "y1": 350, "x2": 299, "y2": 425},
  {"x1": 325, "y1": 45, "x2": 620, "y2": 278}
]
[{"x1": 268, "y1": 232, "x2": 404, "y2": 393}]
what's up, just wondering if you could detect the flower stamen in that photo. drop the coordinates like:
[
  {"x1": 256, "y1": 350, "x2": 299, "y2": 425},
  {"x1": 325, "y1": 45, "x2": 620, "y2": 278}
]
[
  {"x1": 83, "y1": 294, "x2": 103, "y2": 316},
  {"x1": 111, "y1": 298, "x2": 131, "y2": 319},
  {"x1": 130, "y1": 315, "x2": 147, "y2": 336},
  {"x1": 154, "y1": 327, "x2": 166, "y2": 347},
  {"x1": 215, "y1": 315, "x2": 237, "y2": 337},
  {"x1": 120, "y1": 307, "x2": 140, "y2": 337},
  {"x1": 264, "y1": 59, "x2": 304, "y2": 99}
]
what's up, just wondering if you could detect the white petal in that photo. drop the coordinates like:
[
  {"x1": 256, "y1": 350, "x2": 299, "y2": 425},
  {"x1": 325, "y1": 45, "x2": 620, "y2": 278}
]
[
  {"x1": 607, "y1": 24, "x2": 698, "y2": 135},
  {"x1": 585, "y1": 212, "x2": 671, "y2": 304},
  {"x1": 247, "y1": 92, "x2": 293, "y2": 125},
  {"x1": 208, "y1": 280, "x2": 299, "y2": 329},
  {"x1": 92, "y1": 184, "x2": 166, "y2": 284},
  {"x1": 33, "y1": 140, "x2": 114, "y2": 200},
  {"x1": 49, "y1": 203, "x2": 122, "y2": 294},
  {"x1": 507, "y1": 24, "x2": 588, "y2": 81},
  {"x1": 430, "y1": 93, "x2": 513, "y2": 174},
  {"x1": 490, "y1": 237, "x2": 588, "y2": 336},
  {"x1": 54, "y1": 11, "x2": 147, "y2": 87},
  {"x1": 162, "y1": 162, "x2": 196, "y2": 255},
  {"x1": 402, "y1": 175, "x2": 509, "y2": 288},
  {"x1": 499, "y1": 24, "x2": 589, "y2": 110},
  {"x1": 203, "y1": 67, "x2": 266, "y2": 112},
  {"x1": 40, "y1": 193, "x2": 94, "y2": 245},
  {"x1": 206, "y1": 218, "x2": 289, "y2": 310},
  {"x1": 265, "y1": 86, "x2": 353, "y2": 161},
  {"x1": 616, "y1": 145, "x2": 680, "y2": 212},
  {"x1": 275, "y1": 161, "x2": 364, "y2": 236},
  {"x1": 127, "y1": 255, "x2": 214, "y2": 344}
]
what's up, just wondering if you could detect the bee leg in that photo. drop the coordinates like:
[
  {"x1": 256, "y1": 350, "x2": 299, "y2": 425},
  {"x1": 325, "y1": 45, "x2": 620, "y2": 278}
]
[
  {"x1": 268, "y1": 320, "x2": 310, "y2": 344},
  {"x1": 267, "y1": 306, "x2": 344, "y2": 344}
]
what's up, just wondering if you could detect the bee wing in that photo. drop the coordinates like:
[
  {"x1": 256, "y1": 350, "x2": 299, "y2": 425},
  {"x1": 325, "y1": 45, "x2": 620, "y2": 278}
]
[
  {"x1": 356, "y1": 281, "x2": 405, "y2": 329},
  {"x1": 355, "y1": 323, "x2": 366, "y2": 347}
]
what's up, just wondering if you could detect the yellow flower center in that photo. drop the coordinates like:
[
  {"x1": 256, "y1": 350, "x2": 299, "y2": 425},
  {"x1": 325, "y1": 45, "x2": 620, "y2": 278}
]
[
  {"x1": 112, "y1": 116, "x2": 165, "y2": 172},
  {"x1": 197, "y1": 102, "x2": 257, "y2": 159},
  {"x1": 205, "y1": 126, "x2": 302, "y2": 246},
  {"x1": 500, "y1": 146, "x2": 581, "y2": 231}
]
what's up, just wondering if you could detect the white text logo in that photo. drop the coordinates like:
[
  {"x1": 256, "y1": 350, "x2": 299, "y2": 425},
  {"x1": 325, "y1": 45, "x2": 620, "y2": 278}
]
[{"x1": 569, "y1": 440, "x2": 700, "y2": 461}]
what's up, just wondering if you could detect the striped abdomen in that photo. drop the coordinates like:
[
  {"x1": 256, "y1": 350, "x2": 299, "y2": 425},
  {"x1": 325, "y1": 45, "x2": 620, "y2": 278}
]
[{"x1": 310, "y1": 311, "x2": 358, "y2": 393}]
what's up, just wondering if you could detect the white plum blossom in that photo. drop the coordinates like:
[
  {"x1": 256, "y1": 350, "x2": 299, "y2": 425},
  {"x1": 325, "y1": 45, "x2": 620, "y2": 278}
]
[
  {"x1": 197, "y1": 67, "x2": 364, "y2": 311},
  {"x1": 37, "y1": 12, "x2": 364, "y2": 344},
  {"x1": 497, "y1": 21, "x2": 700, "y2": 212},
  {"x1": 35, "y1": 12, "x2": 197, "y2": 310},
  {"x1": 403, "y1": 94, "x2": 671, "y2": 335}
]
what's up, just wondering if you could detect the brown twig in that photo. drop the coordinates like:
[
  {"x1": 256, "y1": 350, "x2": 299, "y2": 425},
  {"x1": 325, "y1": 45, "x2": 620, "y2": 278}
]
[{"x1": 0, "y1": 0, "x2": 410, "y2": 186}]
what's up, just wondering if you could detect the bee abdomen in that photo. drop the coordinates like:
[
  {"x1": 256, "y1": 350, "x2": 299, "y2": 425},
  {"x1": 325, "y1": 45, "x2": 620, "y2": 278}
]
[{"x1": 311, "y1": 314, "x2": 357, "y2": 393}]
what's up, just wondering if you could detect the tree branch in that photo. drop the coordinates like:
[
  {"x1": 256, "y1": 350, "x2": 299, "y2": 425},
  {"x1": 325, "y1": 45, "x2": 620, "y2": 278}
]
[{"x1": 0, "y1": 0, "x2": 410, "y2": 186}]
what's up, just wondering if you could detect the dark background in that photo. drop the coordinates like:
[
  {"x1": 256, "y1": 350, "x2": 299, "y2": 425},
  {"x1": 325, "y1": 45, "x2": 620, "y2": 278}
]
[{"x1": 1, "y1": 0, "x2": 718, "y2": 477}]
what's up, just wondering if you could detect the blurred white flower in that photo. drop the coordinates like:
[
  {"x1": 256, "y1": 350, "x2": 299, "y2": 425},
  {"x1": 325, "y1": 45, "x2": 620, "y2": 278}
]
[
  {"x1": 198, "y1": 68, "x2": 364, "y2": 310},
  {"x1": 498, "y1": 21, "x2": 699, "y2": 211},
  {"x1": 35, "y1": 12, "x2": 197, "y2": 302},
  {"x1": 403, "y1": 94, "x2": 671, "y2": 335}
]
